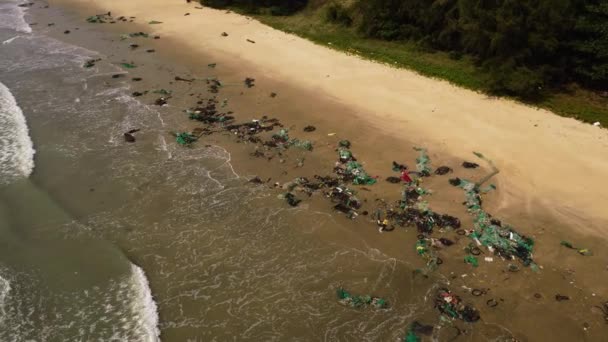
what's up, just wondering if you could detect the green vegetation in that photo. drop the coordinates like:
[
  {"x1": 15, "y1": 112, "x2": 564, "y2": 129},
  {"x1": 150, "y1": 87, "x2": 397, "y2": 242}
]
[{"x1": 200, "y1": 0, "x2": 607, "y2": 126}]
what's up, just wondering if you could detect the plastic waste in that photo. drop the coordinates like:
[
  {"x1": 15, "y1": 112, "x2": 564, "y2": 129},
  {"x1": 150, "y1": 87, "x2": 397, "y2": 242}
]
[
  {"x1": 336, "y1": 288, "x2": 388, "y2": 309},
  {"x1": 464, "y1": 255, "x2": 479, "y2": 267},
  {"x1": 413, "y1": 147, "x2": 431, "y2": 176},
  {"x1": 560, "y1": 240, "x2": 593, "y2": 256},
  {"x1": 174, "y1": 132, "x2": 197, "y2": 146}
]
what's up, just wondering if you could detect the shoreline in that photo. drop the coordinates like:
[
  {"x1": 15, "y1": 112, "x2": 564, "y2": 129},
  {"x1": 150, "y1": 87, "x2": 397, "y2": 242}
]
[
  {"x1": 48, "y1": 0, "x2": 608, "y2": 240},
  {"x1": 23, "y1": 0, "x2": 608, "y2": 339}
]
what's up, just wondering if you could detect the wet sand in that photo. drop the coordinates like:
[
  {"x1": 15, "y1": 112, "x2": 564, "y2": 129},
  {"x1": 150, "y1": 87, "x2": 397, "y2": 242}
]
[{"x1": 26, "y1": 0, "x2": 608, "y2": 340}]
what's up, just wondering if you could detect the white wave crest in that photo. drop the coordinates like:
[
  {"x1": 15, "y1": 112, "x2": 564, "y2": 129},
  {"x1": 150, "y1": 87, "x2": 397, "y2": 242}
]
[{"x1": 0, "y1": 81, "x2": 35, "y2": 184}]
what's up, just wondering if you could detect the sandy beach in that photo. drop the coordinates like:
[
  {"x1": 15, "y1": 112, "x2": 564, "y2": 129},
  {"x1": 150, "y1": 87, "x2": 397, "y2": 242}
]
[
  {"x1": 52, "y1": 0, "x2": 608, "y2": 238},
  {"x1": 2, "y1": 0, "x2": 604, "y2": 340}
]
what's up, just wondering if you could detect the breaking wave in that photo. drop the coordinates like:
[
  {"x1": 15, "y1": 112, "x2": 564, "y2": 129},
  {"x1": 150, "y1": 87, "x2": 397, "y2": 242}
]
[
  {"x1": 0, "y1": 81, "x2": 35, "y2": 185},
  {"x1": 0, "y1": 0, "x2": 32, "y2": 33}
]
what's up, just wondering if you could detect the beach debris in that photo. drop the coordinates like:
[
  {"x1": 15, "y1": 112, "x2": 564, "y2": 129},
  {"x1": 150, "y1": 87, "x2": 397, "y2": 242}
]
[
  {"x1": 124, "y1": 32, "x2": 149, "y2": 39},
  {"x1": 246, "y1": 39, "x2": 256, "y2": 44},
  {"x1": 337, "y1": 288, "x2": 388, "y2": 309},
  {"x1": 434, "y1": 166, "x2": 452, "y2": 175},
  {"x1": 154, "y1": 97, "x2": 168, "y2": 106},
  {"x1": 154, "y1": 35, "x2": 161, "y2": 39},
  {"x1": 284, "y1": 192, "x2": 301, "y2": 207},
  {"x1": 208, "y1": 63, "x2": 217, "y2": 68},
  {"x1": 386, "y1": 176, "x2": 401, "y2": 183},
  {"x1": 462, "y1": 161, "x2": 479, "y2": 169},
  {"x1": 148, "y1": 20, "x2": 163, "y2": 24},
  {"x1": 123, "y1": 132, "x2": 136, "y2": 142},
  {"x1": 593, "y1": 121, "x2": 601, "y2": 127},
  {"x1": 464, "y1": 255, "x2": 479, "y2": 267},
  {"x1": 174, "y1": 132, "x2": 197, "y2": 146},
  {"x1": 453, "y1": 152, "x2": 537, "y2": 268},
  {"x1": 336, "y1": 151, "x2": 377, "y2": 185},
  {"x1": 146, "y1": 49, "x2": 155, "y2": 53},
  {"x1": 555, "y1": 294, "x2": 570, "y2": 302},
  {"x1": 404, "y1": 327, "x2": 420, "y2": 342},
  {"x1": 132, "y1": 77, "x2": 142, "y2": 81},
  {"x1": 270, "y1": 92, "x2": 277, "y2": 98},
  {"x1": 244, "y1": 77, "x2": 255, "y2": 88},
  {"x1": 435, "y1": 288, "x2": 480, "y2": 322},
  {"x1": 153, "y1": 89, "x2": 172, "y2": 95},
  {"x1": 86, "y1": 13, "x2": 112, "y2": 23},
  {"x1": 303, "y1": 125, "x2": 316, "y2": 132},
  {"x1": 121, "y1": 62, "x2": 137, "y2": 69},
  {"x1": 560, "y1": 241, "x2": 593, "y2": 256},
  {"x1": 413, "y1": 147, "x2": 431, "y2": 176},
  {"x1": 83, "y1": 58, "x2": 101, "y2": 68},
  {"x1": 221, "y1": 32, "x2": 229, "y2": 37},
  {"x1": 185, "y1": 13, "x2": 191, "y2": 16},
  {"x1": 207, "y1": 78, "x2": 222, "y2": 93},
  {"x1": 132, "y1": 91, "x2": 145, "y2": 97},
  {"x1": 175, "y1": 76, "x2": 194, "y2": 82},
  {"x1": 64, "y1": 30, "x2": 70, "y2": 34},
  {"x1": 129, "y1": 43, "x2": 139, "y2": 49},
  {"x1": 111, "y1": 74, "x2": 124, "y2": 79}
]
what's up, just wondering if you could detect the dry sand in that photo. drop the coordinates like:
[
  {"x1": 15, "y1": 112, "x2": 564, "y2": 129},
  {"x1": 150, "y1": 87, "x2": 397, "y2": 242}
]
[{"x1": 53, "y1": 0, "x2": 608, "y2": 237}]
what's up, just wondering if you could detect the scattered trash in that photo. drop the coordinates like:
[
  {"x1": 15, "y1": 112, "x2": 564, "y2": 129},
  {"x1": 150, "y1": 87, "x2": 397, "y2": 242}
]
[
  {"x1": 486, "y1": 299, "x2": 499, "y2": 307},
  {"x1": 462, "y1": 161, "x2": 479, "y2": 169},
  {"x1": 555, "y1": 294, "x2": 570, "y2": 302},
  {"x1": 86, "y1": 13, "x2": 112, "y2": 23},
  {"x1": 148, "y1": 20, "x2": 163, "y2": 24},
  {"x1": 132, "y1": 77, "x2": 142, "y2": 81},
  {"x1": 64, "y1": 30, "x2": 70, "y2": 34},
  {"x1": 153, "y1": 35, "x2": 160, "y2": 39},
  {"x1": 244, "y1": 77, "x2": 255, "y2": 88},
  {"x1": 174, "y1": 132, "x2": 197, "y2": 146},
  {"x1": 303, "y1": 125, "x2": 316, "y2": 132},
  {"x1": 152, "y1": 89, "x2": 172, "y2": 95},
  {"x1": 132, "y1": 91, "x2": 145, "y2": 97},
  {"x1": 246, "y1": 39, "x2": 256, "y2": 44},
  {"x1": 471, "y1": 289, "x2": 484, "y2": 296},
  {"x1": 270, "y1": 92, "x2": 277, "y2": 98},
  {"x1": 83, "y1": 58, "x2": 100, "y2": 68},
  {"x1": 464, "y1": 255, "x2": 479, "y2": 267},
  {"x1": 593, "y1": 122, "x2": 601, "y2": 127},
  {"x1": 175, "y1": 76, "x2": 194, "y2": 82},
  {"x1": 453, "y1": 153, "x2": 536, "y2": 268},
  {"x1": 386, "y1": 176, "x2": 401, "y2": 184},
  {"x1": 413, "y1": 147, "x2": 431, "y2": 176},
  {"x1": 154, "y1": 97, "x2": 168, "y2": 106},
  {"x1": 434, "y1": 166, "x2": 452, "y2": 175},
  {"x1": 404, "y1": 328, "x2": 420, "y2": 342},
  {"x1": 534, "y1": 293, "x2": 542, "y2": 299},
  {"x1": 208, "y1": 63, "x2": 217, "y2": 68},
  {"x1": 221, "y1": 32, "x2": 228, "y2": 37},
  {"x1": 129, "y1": 43, "x2": 139, "y2": 49},
  {"x1": 435, "y1": 288, "x2": 480, "y2": 322},
  {"x1": 112, "y1": 74, "x2": 124, "y2": 79},
  {"x1": 123, "y1": 132, "x2": 136, "y2": 142},
  {"x1": 284, "y1": 192, "x2": 301, "y2": 207},
  {"x1": 484, "y1": 257, "x2": 494, "y2": 262},
  {"x1": 560, "y1": 241, "x2": 593, "y2": 256},
  {"x1": 146, "y1": 49, "x2": 155, "y2": 53},
  {"x1": 121, "y1": 62, "x2": 137, "y2": 69},
  {"x1": 337, "y1": 288, "x2": 388, "y2": 309}
]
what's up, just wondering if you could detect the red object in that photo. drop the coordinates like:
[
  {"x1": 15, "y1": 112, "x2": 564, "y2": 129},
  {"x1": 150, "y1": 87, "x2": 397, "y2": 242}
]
[{"x1": 400, "y1": 170, "x2": 412, "y2": 183}]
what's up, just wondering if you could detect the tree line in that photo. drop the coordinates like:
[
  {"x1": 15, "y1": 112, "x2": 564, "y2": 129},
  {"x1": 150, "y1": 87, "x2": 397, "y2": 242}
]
[{"x1": 202, "y1": 0, "x2": 607, "y2": 99}]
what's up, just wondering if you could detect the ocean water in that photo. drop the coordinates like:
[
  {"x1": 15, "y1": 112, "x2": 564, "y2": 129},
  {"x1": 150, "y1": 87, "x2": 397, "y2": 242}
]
[{"x1": 0, "y1": 1, "x2": 525, "y2": 341}]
